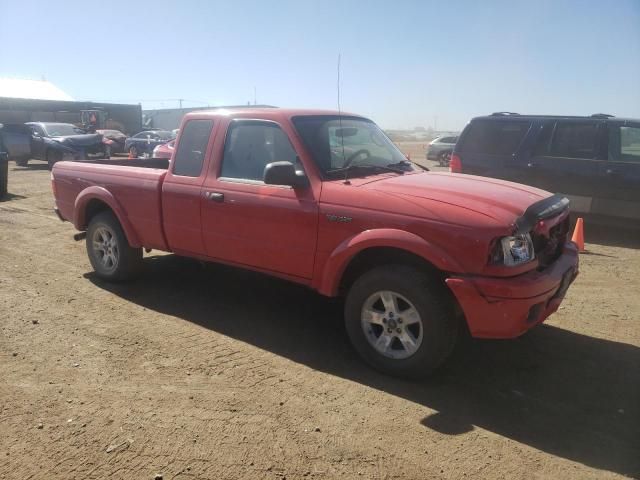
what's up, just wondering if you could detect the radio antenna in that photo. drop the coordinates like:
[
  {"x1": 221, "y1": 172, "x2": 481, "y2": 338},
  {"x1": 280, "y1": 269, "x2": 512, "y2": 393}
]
[{"x1": 338, "y1": 54, "x2": 349, "y2": 184}]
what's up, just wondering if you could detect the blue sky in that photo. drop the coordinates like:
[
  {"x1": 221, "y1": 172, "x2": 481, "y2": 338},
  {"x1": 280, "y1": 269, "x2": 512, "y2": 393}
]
[{"x1": 1, "y1": 0, "x2": 639, "y2": 130}]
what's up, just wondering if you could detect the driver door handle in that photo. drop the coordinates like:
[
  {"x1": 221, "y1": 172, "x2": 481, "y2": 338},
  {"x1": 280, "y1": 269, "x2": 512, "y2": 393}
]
[{"x1": 205, "y1": 192, "x2": 224, "y2": 202}]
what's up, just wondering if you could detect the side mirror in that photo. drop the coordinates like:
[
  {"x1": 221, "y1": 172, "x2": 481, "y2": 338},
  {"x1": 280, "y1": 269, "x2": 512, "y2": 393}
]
[{"x1": 264, "y1": 161, "x2": 308, "y2": 188}]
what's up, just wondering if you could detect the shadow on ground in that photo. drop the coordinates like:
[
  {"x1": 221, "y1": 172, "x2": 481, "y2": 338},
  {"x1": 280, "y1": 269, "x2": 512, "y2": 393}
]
[
  {"x1": 11, "y1": 162, "x2": 49, "y2": 171},
  {"x1": 88, "y1": 255, "x2": 640, "y2": 477},
  {"x1": 0, "y1": 192, "x2": 27, "y2": 202}
]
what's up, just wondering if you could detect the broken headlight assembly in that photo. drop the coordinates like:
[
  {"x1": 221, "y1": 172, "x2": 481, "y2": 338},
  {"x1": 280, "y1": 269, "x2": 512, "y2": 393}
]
[{"x1": 490, "y1": 233, "x2": 535, "y2": 266}]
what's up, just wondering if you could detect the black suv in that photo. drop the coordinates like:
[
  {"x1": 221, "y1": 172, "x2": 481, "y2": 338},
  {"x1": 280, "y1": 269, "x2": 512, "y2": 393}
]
[{"x1": 451, "y1": 113, "x2": 640, "y2": 226}]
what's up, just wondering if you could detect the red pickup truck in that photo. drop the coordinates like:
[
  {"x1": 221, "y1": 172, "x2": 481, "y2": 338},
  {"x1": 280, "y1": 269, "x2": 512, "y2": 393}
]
[{"x1": 51, "y1": 108, "x2": 579, "y2": 378}]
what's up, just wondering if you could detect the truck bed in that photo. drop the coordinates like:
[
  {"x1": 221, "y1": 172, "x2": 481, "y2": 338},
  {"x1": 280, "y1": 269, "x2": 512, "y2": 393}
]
[
  {"x1": 52, "y1": 160, "x2": 169, "y2": 251},
  {"x1": 73, "y1": 157, "x2": 170, "y2": 169}
]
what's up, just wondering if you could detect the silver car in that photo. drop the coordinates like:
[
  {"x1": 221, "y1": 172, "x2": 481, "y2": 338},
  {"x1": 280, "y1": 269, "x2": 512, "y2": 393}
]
[{"x1": 426, "y1": 136, "x2": 458, "y2": 166}]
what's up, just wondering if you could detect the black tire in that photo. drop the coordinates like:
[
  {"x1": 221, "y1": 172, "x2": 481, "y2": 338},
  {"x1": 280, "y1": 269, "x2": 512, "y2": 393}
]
[
  {"x1": 438, "y1": 151, "x2": 451, "y2": 167},
  {"x1": 344, "y1": 265, "x2": 458, "y2": 379},
  {"x1": 15, "y1": 158, "x2": 29, "y2": 167},
  {"x1": 46, "y1": 149, "x2": 63, "y2": 170},
  {"x1": 86, "y1": 211, "x2": 142, "y2": 282}
]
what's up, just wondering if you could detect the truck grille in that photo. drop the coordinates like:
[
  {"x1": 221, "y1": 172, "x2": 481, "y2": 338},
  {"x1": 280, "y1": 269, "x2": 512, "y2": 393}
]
[{"x1": 532, "y1": 216, "x2": 570, "y2": 269}]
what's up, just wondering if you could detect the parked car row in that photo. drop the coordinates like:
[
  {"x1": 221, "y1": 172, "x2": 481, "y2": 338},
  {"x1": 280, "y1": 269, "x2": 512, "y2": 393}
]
[
  {"x1": 97, "y1": 129, "x2": 127, "y2": 155},
  {"x1": 426, "y1": 135, "x2": 458, "y2": 166},
  {"x1": 0, "y1": 122, "x2": 179, "y2": 169},
  {"x1": 125, "y1": 130, "x2": 176, "y2": 158}
]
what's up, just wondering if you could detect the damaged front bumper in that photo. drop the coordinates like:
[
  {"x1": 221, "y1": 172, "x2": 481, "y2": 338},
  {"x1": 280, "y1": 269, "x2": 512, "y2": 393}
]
[{"x1": 446, "y1": 242, "x2": 579, "y2": 338}]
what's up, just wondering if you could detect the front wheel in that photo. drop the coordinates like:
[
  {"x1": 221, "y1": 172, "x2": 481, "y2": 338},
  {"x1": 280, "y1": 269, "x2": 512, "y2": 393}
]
[
  {"x1": 344, "y1": 265, "x2": 458, "y2": 378},
  {"x1": 86, "y1": 211, "x2": 142, "y2": 282}
]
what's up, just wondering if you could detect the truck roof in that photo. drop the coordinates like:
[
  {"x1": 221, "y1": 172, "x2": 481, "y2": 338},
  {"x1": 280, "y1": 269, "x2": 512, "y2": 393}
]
[{"x1": 182, "y1": 107, "x2": 365, "y2": 122}]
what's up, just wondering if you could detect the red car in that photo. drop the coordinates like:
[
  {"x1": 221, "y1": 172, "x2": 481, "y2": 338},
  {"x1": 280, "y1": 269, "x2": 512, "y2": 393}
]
[
  {"x1": 152, "y1": 139, "x2": 175, "y2": 159},
  {"x1": 51, "y1": 108, "x2": 579, "y2": 378}
]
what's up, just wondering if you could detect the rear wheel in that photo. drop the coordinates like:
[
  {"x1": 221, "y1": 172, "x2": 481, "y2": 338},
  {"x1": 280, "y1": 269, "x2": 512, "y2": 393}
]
[
  {"x1": 46, "y1": 149, "x2": 62, "y2": 170},
  {"x1": 15, "y1": 158, "x2": 28, "y2": 167},
  {"x1": 86, "y1": 211, "x2": 142, "y2": 282},
  {"x1": 345, "y1": 265, "x2": 457, "y2": 378}
]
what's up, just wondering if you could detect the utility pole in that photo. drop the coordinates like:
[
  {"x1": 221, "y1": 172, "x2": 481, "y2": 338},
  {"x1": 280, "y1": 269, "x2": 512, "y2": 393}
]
[
  {"x1": 178, "y1": 98, "x2": 183, "y2": 109},
  {"x1": 434, "y1": 115, "x2": 438, "y2": 132},
  {"x1": 254, "y1": 87, "x2": 257, "y2": 105}
]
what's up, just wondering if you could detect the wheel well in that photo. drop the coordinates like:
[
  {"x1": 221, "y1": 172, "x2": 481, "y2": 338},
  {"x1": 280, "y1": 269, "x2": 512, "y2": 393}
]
[
  {"x1": 83, "y1": 199, "x2": 112, "y2": 229},
  {"x1": 339, "y1": 246, "x2": 468, "y2": 335},
  {"x1": 339, "y1": 247, "x2": 444, "y2": 295}
]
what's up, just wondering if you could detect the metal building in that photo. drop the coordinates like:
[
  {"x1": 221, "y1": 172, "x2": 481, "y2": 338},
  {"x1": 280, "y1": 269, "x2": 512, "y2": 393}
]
[{"x1": 142, "y1": 105, "x2": 276, "y2": 131}]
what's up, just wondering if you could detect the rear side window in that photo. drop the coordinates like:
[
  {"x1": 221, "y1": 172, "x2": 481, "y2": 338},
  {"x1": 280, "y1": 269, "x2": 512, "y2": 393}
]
[
  {"x1": 548, "y1": 122, "x2": 597, "y2": 159},
  {"x1": 172, "y1": 119, "x2": 213, "y2": 177},
  {"x1": 609, "y1": 125, "x2": 640, "y2": 163},
  {"x1": 532, "y1": 123, "x2": 555, "y2": 156},
  {"x1": 460, "y1": 120, "x2": 530, "y2": 155}
]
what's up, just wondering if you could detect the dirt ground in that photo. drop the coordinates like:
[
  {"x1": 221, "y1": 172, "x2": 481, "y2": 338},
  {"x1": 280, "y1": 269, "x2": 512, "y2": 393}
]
[{"x1": 1, "y1": 160, "x2": 639, "y2": 480}]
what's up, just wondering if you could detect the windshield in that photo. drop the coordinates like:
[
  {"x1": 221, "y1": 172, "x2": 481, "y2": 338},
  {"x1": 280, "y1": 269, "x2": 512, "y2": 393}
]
[
  {"x1": 43, "y1": 123, "x2": 86, "y2": 136},
  {"x1": 292, "y1": 116, "x2": 416, "y2": 177}
]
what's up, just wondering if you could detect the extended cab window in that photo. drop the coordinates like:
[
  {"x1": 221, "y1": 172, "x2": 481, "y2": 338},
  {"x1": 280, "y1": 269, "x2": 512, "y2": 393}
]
[
  {"x1": 609, "y1": 125, "x2": 640, "y2": 163},
  {"x1": 548, "y1": 122, "x2": 597, "y2": 159},
  {"x1": 460, "y1": 120, "x2": 530, "y2": 155},
  {"x1": 172, "y1": 119, "x2": 213, "y2": 177},
  {"x1": 221, "y1": 121, "x2": 298, "y2": 182}
]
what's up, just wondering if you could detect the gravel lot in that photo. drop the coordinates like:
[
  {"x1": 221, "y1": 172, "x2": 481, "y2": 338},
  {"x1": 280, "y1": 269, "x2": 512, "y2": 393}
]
[{"x1": 1, "y1": 161, "x2": 639, "y2": 479}]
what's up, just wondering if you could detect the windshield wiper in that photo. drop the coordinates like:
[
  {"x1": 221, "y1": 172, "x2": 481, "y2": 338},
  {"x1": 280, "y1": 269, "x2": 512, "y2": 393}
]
[
  {"x1": 327, "y1": 163, "x2": 406, "y2": 178},
  {"x1": 386, "y1": 160, "x2": 429, "y2": 171}
]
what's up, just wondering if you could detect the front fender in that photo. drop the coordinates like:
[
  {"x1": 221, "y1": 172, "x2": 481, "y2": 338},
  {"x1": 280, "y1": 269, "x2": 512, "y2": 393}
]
[
  {"x1": 73, "y1": 186, "x2": 141, "y2": 247},
  {"x1": 315, "y1": 228, "x2": 465, "y2": 297}
]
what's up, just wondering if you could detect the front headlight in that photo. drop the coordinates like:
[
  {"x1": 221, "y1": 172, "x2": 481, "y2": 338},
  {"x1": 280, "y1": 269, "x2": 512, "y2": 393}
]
[{"x1": 491, "y1": 233, "x2": 535, "y2": 266}]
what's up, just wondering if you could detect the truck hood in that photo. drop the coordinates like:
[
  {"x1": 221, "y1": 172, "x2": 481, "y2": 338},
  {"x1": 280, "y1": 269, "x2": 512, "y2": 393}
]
[
  {"x1": 362, "y1": 172, "x2": 550, "y2": 226},
  {"x1": 51, "y1": 134, "x2": 102, "y2": 147}
]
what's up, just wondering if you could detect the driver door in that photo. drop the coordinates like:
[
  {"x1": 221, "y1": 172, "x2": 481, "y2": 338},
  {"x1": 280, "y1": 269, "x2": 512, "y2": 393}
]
[
  {"x1": 200, "y1": 119, "x2": 319, "y2": 280},
  {"x1": 29, "y1": 124, "x2": 47, "y2": 159}
]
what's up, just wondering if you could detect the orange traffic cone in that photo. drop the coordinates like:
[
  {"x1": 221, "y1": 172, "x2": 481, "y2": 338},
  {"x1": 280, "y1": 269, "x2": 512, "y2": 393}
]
[{"x1": 571, "y1": 217, "x2": 585, "y2": 253}]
